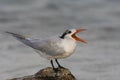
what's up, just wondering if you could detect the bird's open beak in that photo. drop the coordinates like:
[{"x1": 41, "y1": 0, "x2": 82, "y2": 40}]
[{"x1": 72, "y1": 29, "x2": 87, "y2": 43}]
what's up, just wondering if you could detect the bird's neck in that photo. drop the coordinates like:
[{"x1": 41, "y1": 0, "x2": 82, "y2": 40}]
[{"x1": 61, "y1": 36, "x2": 76, "y2": 46}]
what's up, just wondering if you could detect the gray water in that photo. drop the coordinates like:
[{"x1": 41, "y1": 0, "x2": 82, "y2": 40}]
[{"x1": 0, "y1": 0, "x2": 120, "y2": 80}]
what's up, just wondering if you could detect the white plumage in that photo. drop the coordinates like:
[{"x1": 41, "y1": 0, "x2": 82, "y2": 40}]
[{"x1": 6, "y1": 28, "x2": 86, "y2": 70}]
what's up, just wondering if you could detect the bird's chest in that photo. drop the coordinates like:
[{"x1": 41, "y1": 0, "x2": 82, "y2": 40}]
[{"x1": 61, "y1": 39, "x2": 76, "y2": 54}]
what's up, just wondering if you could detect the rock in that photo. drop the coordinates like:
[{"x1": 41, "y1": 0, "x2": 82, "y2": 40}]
[{"x1": 9, "y1": 67, "x2": 76, "y2": 80}]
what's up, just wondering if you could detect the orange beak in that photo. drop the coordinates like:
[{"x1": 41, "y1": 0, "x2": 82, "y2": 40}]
[{"x1": 72, "y1": 29, "x2": 87, "y2": 43}]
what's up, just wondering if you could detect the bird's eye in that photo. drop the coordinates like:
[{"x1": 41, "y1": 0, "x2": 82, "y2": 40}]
[{"x1": 68, "y1": 31, "x2": 72, "y2": 34}]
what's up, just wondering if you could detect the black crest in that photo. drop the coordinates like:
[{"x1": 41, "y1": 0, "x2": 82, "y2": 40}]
[{"x1": 60, "y1": 30, "x2": 72, "y2": 39}]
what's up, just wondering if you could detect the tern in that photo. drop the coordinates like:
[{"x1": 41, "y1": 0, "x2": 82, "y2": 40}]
[{"x1": 6, "y1": 28, "x2": 87, "y2": 70}]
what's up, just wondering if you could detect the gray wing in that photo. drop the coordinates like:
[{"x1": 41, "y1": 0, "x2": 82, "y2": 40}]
[
  {"x1": 6, "y1": 32, "x2": 65, "y2": 56},
  {"x1": 31, "y1": 38, "x2": 66, "y2": 56}
]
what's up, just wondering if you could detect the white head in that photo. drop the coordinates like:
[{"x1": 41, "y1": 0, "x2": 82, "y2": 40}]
[{"x1": 60, "y1": 28, "x2": 87, "y2": 43}]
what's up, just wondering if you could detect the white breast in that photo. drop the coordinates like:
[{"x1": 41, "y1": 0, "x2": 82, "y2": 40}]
[{"x1": 60, "y1": 39, "x2": 77, "y2": 57}]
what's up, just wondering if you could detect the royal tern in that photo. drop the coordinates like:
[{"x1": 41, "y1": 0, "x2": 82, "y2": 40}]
[{"x1": 6, "y1": 28, "x2": 87, "y2": 70}]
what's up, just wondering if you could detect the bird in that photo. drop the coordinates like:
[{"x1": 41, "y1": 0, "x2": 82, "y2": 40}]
[{"x1": 6, "y1": 28, "x2": 87, "y2": 71}]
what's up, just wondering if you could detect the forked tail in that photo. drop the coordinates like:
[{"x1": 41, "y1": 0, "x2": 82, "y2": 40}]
[{"x1": 6, "y1": 31, "x2": 34, "y2": 48}]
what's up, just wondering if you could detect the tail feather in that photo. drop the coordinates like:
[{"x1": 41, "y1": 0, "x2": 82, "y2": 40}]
[
  {"x1": 6, "y1": 31, "x2": 34, "y2": 48},
  {"x1": 6, "y1": 31, "x2": 26, "y2": 39}
]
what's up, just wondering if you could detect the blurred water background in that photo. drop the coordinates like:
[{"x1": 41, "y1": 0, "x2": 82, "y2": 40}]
[{"x1": 0, "y1": 0, "x2": 120, "y2": 80}]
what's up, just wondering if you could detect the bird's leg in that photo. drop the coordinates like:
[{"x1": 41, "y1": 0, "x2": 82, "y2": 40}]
[
  {"x1": 55, "y1": 59, "x2": 64, "y2": 68},
  {"x1": 51, "y1": 59, "x2": 59, "y2": 72},
  {"x1": 51, "y1": 60, "x2": 59, "y2": 72},
  {"x1": 50, "y1": 60, "x2": 55, "y2": 69}
]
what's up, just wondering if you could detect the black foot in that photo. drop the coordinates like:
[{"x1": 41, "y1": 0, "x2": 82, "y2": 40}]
[
  {"x1": 53, "y1": 68, "x2": 59, "y2": 73},
  {"x1": 58, "y1": 65, "x2": 65, "y2": 69}
]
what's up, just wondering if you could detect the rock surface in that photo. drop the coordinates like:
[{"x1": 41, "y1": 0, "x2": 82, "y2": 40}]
[{"x1": 9, "y1": 67, "x2": 76, "y2": 80}]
